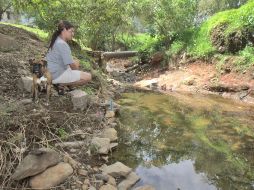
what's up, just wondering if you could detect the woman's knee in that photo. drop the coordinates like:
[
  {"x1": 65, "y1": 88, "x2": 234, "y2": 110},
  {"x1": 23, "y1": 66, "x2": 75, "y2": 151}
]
[{"x1": 80, "y1": 72, "x2": 92, "y2": 82}]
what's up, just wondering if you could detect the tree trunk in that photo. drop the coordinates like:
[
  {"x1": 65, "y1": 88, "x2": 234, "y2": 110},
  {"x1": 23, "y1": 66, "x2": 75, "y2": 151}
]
[{"x1": 102, "y1": 51, "x2": 138, "y2": 59}]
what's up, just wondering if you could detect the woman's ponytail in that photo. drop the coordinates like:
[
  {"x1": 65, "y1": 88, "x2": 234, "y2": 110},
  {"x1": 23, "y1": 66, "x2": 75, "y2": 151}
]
[{"x1": 48, "y1": 20, "x2": 74, "y2": 51}]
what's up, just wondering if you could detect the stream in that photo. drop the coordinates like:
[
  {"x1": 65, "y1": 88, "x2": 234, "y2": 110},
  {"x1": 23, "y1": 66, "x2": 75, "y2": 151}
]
[{"x1": 112, "y1": 92, "x2": 254, "y2": 190}]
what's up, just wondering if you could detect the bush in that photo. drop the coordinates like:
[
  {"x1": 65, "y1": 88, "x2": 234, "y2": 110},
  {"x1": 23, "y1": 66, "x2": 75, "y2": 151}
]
[{"x1": 188, "y1": 1, "x2": 254, "y2": 57}]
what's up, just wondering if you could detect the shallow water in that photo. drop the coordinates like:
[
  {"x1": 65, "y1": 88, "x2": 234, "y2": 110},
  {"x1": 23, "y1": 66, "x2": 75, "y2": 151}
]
[{"x1": 113, "y1": 92, "x2": 254, "y2": 190}]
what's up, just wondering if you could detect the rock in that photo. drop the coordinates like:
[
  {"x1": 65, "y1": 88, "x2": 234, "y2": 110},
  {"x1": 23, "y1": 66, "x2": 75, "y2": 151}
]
[
  {"x1": 91, "y1": 137, "x2": 111, "y2": 154},
  {"x1": 78, "y1": 169, "x2": 88, "y2": 176},
  {"x1": 55, "y1": 141, "x2": 86, "y2": 148},
  {"x1": 17, "y1": 76, "x2": 33, "y2": 93},
  {"x1": 83, "y1": 178, "x2": 90, "y2": 184},
  {"x1": 118, "y1": 172, "x2": 140, "y2": 190},
  {"x1": 88, "y1": 186, "x2": 96, "y2": 190},
  {"x1": 70, "y1": 89, "x2": 88, "y2": 111},
  {"x1": 19, "y1": 98, "x2": 33, "y2": 105},
  {"x1": 99, "y1": 184, "x2": 117, "y2": 190},
  {"x1": 17, "y1": 68, "x2": 29, "y2": 76},
  {"x1": 12, "y1": 148, "x2": 61, "y2": 180},
  {"x1": 29, "y1": 162, "x2": 73, "y2": 189},
  {"x1": 101, "y1": 128, "x2": 118, "y2": 142},
  {"x1": 102, "y1": 162, "x2": 132, "y2": 178},
  {"x1": 105, "y1": 111, "x2": 115, "y2": 118},
  {"x1": 183, "y1": 75, "x2": 196, "y2": 86},
  {"x1": 82, "y1": 184, "x2": 89, "y2": 190},
  {"x1": 63, "y1": 154, "x2": 81, "y2": 169},
  {"x1": 109, "y1": 122, "x2": 117, "y2": 128},
  {"x1": 95, "y1": 173, "x2": 109, "y2": 182},
  {"x1": 107, "y1": 175, "x2": 116, "y2": 186},
  {"x1": 110, "y1": 143, "x2": 118, "y2": 150},
  {"x1": 134, "y1": 185, "x2": 155, "y2": 190}
]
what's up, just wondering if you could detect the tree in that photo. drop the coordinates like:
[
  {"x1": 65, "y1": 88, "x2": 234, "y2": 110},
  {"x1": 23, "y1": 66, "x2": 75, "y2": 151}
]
[{"x1": 0, "y1": 0, "x2": 12, "y2": 21}]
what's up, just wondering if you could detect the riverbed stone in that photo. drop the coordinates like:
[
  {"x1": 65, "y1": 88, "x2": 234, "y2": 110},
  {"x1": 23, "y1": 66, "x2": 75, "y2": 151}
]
[
  {"x1": 102, "y1": 162, "x2": 132, "y2": 178},
  {"x1": 107, "y1": 175, "x2": 116, "y2": 186},
  {"x1": 105, "y1": 111, "x2": 115, "y2": 118},
  {"x1": 110, "y1": 143, "x2": 118, "y2": 150},
  {"x1": 118, "y1": 172, "x2": 140, "y2": 190},
  {"x1": 17, "y1": 76, "x2": 33, "y2": 93},
  {"x1": 99, "y1": 184, "x2": 117, "y2": 190},
  {"x1": 101, "y1": 128, "x2": 118, "y2": 142},
  {"x1": 134, "y1": 185, "x2": 155, "y2": 190},
  {"x1": 78, "y1": 169, "x2": 88, "y2": 176},
  {"x1": 12, "y1": 148, "x2": 61, "y2": 180},
  {"x1": 70, "y1": 89, "x2": 88, "y2": 111},
  {"x1": 95, "y1": 173, "x2": 109, "y2": 182},
  {"x1": 29, "y1": 162, "x2": 73, "y2": 189},
  {"x1": 91, "y1": 137, "x2": 111, "y2": 154}
]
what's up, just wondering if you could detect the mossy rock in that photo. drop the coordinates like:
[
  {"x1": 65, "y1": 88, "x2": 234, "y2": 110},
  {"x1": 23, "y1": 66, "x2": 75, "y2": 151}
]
[{"x1": 210, "y1": 23, "x2": 252, "y2": 53}]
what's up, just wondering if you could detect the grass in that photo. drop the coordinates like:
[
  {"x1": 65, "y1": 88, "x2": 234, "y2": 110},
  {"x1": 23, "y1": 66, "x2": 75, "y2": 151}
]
[
  {"x1": 117, "y1": 33, "x2": 160, "y2": 53},
  {"x1": 0, "y1": 22, "x2": 49, "y2": 41},
  {"x1": 187, "y1": 0, "x2": 254, "y2": 57}
]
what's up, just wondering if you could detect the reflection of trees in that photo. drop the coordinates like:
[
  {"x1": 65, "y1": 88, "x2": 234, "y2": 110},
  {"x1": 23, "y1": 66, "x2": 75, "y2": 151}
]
[{"x1": 115, "y1": 93, "x2": 254, "y2": 189}]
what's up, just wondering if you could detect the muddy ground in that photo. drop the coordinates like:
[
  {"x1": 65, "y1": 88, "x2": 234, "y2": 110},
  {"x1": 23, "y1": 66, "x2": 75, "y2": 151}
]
[{"x1": 0, "y1": 24, "x2": 119, "y2": 189}]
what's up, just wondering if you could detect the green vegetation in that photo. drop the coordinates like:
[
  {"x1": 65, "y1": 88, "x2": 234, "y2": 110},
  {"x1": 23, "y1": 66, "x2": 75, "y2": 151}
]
[
  {"x1": 0, "y1": 22, "x2": 48, "y2": 41},
  {"x1": 1, "y1": 0, "x2": 252, "y2": 69},
  {"x1": 188, "y1": 0, "x2": 254, "y2": 57}
]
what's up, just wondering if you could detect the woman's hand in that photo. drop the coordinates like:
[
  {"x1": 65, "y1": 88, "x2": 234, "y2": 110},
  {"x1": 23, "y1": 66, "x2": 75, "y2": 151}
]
[{"x1": 70, "y1": 59, "x2": 80, "y2": 70}]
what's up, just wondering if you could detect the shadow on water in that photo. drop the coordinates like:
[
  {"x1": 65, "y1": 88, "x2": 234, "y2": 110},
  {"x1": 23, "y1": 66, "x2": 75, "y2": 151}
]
[{"x1": 112, "y1": 92, "x2": 254, "y2": 190}]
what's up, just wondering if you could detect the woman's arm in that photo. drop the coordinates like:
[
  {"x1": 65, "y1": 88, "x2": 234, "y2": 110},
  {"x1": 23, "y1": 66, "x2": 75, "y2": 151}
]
[{"x1": 69, "y1": 59, "x2": 80, "y2": 70}]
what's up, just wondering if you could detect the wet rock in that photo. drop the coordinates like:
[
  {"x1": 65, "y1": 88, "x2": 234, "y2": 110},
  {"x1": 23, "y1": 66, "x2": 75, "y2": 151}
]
[
  {"x1": 12, "y1": 148, "x2": 61, "y2": 180},
  {"x1": 91, "y1": 137, "x2": 111, "y2": 154},
  {"x1": 101, "y1": 128, "x2": 118, "y2": 142},
  {"x1": 118, "y1": 172, "x2": 140, "y2": 190},
  {"x1": 134, "y1": 185, "x2": 155, "y2": 190},
  {"x1": 70, "y1": 89, "x2": 88, "y2": 111},
  {"x1": 102, "y1": 162, "x2": 132, "y2": 178},
  {"x1": 105, "y1": 111, "x2": 115, "y2": 118},
  {"x1": 17, "y1": 76, "x2": 33, "y2": 93},
  {"x1": 99, "y1": 184, "x2": 117, "y2": 190},
  {"x1": 29, "y1": 162, "x2": 73, "y2": 189}
]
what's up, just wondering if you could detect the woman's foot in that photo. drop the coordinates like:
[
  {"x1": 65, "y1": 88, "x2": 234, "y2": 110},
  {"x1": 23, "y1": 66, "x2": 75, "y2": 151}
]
[{"x1": 53, "y1": 84, "x2": 65, "y2": 95}]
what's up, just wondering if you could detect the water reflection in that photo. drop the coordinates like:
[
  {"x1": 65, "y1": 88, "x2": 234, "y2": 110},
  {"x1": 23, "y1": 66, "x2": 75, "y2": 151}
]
[
  {"x1": 134, "y1": 160, "x2": 217, "y2": 190},
  {"x1": 113, "y1": 92, "x2": 254, "y2": 190}
]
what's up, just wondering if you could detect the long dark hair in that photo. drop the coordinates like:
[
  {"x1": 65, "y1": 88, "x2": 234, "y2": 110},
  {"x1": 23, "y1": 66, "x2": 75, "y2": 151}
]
[{"x1": 48, "y1": 20, "x2": 74, "y2": 50}]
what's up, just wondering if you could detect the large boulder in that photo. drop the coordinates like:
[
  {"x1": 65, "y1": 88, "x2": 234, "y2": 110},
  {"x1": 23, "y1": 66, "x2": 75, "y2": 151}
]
[
  {"x1": 29, "y1": 162, "x2": 73, "y2": 189},
  {"x1": 17, "y1": 76, "x2": 33, "y2": 93},
  {"x1": 102, "y1": 162, "x2": 132, "y2": 178},
  {"x1": 12, "y1": 148, "x2": 61, "y2": 180}
]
